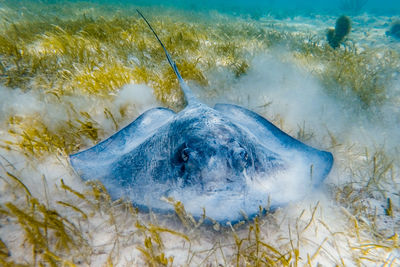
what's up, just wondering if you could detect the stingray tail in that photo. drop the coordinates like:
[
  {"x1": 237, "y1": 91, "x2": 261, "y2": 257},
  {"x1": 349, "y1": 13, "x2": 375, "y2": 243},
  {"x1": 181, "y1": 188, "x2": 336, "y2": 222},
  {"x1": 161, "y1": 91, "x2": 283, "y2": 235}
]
[{"x1": 137, "y1": 9, "x2": 196, "y2": 105}]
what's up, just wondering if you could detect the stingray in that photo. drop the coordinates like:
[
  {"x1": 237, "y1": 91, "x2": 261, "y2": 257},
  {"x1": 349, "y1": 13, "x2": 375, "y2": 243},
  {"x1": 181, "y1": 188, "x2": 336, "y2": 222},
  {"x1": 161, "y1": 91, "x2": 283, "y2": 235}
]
[{"x1": 70, "y1": 11, "x2": 333, "y2": 223}]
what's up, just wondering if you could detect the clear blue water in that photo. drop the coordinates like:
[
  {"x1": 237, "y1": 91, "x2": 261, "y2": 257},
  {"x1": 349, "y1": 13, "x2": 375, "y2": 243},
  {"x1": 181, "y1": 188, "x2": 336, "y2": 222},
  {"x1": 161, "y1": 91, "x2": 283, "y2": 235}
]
[
  {"x1": 33, "y1": 0, "x2": 400, "y2": 16},
  {"x1": 103, "y1": 0, "x2": 400, "y2": 16}
]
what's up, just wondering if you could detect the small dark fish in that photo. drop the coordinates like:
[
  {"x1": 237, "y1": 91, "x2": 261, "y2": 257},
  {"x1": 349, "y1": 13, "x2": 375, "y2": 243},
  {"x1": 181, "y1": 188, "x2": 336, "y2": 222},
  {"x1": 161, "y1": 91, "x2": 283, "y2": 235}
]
[{"x1": 386, "y1": 21, "x2": 400, "y2": 39}]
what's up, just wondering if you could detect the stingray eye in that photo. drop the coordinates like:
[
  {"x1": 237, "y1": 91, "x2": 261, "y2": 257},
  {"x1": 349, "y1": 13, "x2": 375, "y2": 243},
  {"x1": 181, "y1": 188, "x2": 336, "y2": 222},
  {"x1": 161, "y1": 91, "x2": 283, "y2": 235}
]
[
  {"x1": 234, "y1": 147, "x2": 248, "y2": 161},
  {"x1": 240, "y1": 150, "x2": 248, "y2": 161},
  {"x1": 181, "y1": 148, "x2": 190, "y2": 162},
  {"x1": 231, "y1": 147, "x2": 249, "y2": 170}
]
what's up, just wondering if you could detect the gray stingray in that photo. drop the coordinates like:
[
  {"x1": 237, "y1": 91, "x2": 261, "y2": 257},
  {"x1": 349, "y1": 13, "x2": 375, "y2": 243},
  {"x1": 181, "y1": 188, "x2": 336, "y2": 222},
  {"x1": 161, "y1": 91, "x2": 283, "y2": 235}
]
[{"x1": 70, "y1": 11, "x2": 333, "y2": 223}]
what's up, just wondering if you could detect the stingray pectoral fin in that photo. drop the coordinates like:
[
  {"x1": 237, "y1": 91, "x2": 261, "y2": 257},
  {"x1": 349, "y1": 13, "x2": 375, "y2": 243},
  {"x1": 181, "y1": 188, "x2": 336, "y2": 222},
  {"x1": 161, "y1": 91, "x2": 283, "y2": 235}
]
[
  {"x1": 69, "y1": 107, "x2": 176, "y2": 180},
  {"x1": 214, "y1": 103, "x2": 333, "y2": 184}
]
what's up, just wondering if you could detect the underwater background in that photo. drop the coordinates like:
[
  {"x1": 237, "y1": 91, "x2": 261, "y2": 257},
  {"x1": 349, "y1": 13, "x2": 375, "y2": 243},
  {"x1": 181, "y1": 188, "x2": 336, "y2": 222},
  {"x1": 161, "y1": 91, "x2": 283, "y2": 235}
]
[
  {"x1": 0, "y1": 0, "x2": 399, "y2": 266},
  {"x1": 134, "y1": 0, "x2": 400, "y2": 15}
]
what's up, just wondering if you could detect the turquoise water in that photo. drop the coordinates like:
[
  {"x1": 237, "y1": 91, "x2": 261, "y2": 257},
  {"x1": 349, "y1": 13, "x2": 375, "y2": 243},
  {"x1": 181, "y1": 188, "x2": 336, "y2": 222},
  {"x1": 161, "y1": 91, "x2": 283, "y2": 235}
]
[
  {"x1": 26, "y1": 0, "x2": 400, "y2": 15},
  {"x1": 103, "y1": 0, "x2": 399, "y2": 15}
]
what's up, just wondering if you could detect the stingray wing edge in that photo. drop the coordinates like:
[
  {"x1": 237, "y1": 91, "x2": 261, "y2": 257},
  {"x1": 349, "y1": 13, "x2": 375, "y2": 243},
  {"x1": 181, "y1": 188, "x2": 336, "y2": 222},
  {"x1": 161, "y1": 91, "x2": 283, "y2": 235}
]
[
  {"x1": 214, "y1": 103, "x2": 333, "y2": 185},
  {"x1": 69, "y1": 107, "x2": 176, "y2": 181}
]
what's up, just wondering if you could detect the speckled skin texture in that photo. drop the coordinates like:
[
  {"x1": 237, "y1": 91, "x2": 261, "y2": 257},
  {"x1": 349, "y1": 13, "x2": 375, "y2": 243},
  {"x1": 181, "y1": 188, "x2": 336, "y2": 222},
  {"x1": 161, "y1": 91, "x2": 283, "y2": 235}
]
[{"x1": 70, "y1": 100, "x2": 333, "y2": 223}]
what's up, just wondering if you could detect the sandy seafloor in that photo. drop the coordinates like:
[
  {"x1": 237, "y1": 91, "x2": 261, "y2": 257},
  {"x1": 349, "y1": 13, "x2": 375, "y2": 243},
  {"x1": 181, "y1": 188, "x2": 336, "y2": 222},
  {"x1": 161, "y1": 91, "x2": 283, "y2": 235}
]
[{"x1": 0, "y1": 1, "x2": 399, "y2": 266}]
